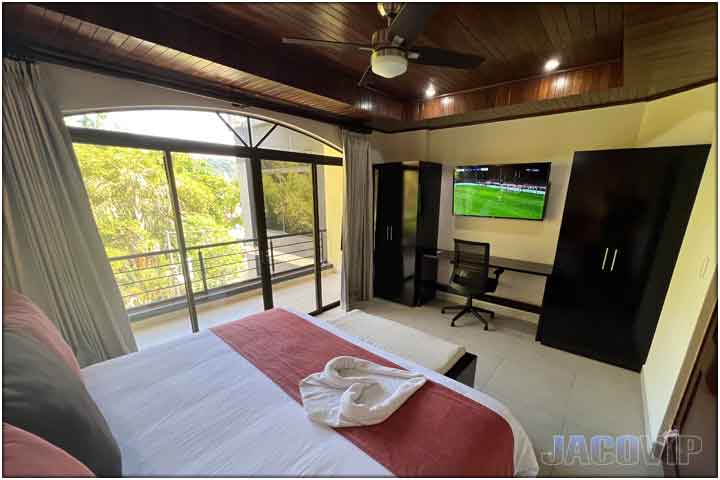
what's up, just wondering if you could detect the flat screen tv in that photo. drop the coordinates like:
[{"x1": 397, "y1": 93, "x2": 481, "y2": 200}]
[{"x1": 453, "y1": 162, "x2": 551, "y2": 220}]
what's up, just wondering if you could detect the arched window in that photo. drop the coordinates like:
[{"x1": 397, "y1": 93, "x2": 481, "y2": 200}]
[
  {"x1": 65, "y1": 109, "x2": 343, "y2": 348},
  {"x1": 64, "y1": 109, "x2": 342, "y2": 156}
]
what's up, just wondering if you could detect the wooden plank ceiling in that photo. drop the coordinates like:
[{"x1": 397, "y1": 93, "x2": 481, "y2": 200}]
[{"x1": 3, "y1": 3, "x2": 717, "y2": 132}]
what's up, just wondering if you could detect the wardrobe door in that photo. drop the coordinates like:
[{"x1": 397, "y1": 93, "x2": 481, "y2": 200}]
[
  {"x1": 541, "y1": 154, "x2": 614, "y2": 350},
  {"x1": 542, "y1": 145, "x2": 710, "y2": 370},
  {"x1": 396, "y1": 167, "x2": 419, "y2": 305},
  {"x1": 373, "y1": 164, "x2": 404, "y2": 301},
  {"x1": 416, "y1": 162, "x2": 442, "y2": 304},
  {"x1": 588, "y1": 150, "x2": 674, "y2": 368}
]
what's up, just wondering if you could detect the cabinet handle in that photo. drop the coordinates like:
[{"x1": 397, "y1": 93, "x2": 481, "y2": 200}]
[
  {"x1": 601, "y1": 247, "x2": 609, "y2": 270},
  {"x1": 610, "y1": 249, "x2": 618, "y2": 272},
  {"x1": 390, "y1": 226, "x2": 393, "y2": 241},
  {"x1": 386, "y1": 227, "x2": 389, "y2": 241}
]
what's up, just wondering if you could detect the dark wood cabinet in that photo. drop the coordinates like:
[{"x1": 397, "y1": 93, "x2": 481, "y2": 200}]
[
  {"x1": 373, "y1": 161, "x2": 442, "y2": 306},
  {"x1": 538, "y1": 145, "x2": 711, "y2": 371}
]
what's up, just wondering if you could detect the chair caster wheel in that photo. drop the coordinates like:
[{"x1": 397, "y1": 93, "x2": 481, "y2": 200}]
[{"x1": 484, "y1": 325, "x2": 489, "y2": 331}]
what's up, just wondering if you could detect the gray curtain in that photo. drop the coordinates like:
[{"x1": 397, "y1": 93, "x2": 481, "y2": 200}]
[
  {"x1": 2, "y1": 59, "x2": 137, "y2": 366},
  {"x1": 340, "y1": 131, "x2": 374, "y2": 310}
]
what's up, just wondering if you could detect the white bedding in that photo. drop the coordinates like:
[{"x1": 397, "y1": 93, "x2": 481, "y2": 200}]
[{"x1": 83, "y1": 310, "x2": 539, "y2": 476}]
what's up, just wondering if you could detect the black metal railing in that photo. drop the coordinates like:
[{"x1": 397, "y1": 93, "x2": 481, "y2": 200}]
[{"x1": 109, "y1": 230, "x2": 329, "y2": 320}]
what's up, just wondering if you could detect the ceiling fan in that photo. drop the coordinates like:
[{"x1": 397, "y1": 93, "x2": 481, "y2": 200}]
[{"x1": 282, "y1": 3, "x2": 485, "y2": 88}]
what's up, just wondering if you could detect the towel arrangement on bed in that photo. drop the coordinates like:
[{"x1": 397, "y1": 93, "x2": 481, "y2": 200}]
[
  {"x1": 211, "y1": 308, "x2": 519, "y2": 477},
  {"x1": 299, "y1": 356, "x2": 426, "y2": 427}
]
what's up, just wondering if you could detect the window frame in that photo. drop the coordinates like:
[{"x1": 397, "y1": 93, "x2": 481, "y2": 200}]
[
  {"x1": 64, "y1": 107, "x2": 343, "y2": 159},
  {"x1": 67, "y1": 108, "x2": 343, "y2": 331}
]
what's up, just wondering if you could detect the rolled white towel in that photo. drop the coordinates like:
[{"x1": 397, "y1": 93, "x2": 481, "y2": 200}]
[{"x1": 299, "y1": 356, "x2": 427, "y2": 428}]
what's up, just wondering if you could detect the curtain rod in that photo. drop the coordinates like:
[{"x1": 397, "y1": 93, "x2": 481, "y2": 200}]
[{"x1": 2, "y1": 43, "x2": 37, "y2": 64}]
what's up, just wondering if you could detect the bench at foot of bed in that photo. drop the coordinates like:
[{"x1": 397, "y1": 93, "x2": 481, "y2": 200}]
[{"x1": 325, "y1": 310, "x2": 477, "y2": 387}]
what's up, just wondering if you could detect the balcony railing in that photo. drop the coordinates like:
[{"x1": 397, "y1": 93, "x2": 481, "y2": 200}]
[{"x1": 109, "y1": 230, "x2": 329, "y2": 321}]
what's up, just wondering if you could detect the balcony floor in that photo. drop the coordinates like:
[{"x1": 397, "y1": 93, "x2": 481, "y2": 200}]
[{"x1": 131, "y1": 271, "x2": 340, "y2": 350}]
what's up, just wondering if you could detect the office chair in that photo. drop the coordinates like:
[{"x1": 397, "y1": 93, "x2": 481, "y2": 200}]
[{"x1": 441, "y1": 240, "x2": 504, "y2": 330}]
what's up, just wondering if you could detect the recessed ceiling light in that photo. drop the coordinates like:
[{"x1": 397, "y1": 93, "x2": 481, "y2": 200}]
[
  {"x1": 425, "y1": 84, "x2": 436, "y2": 98},
  {"x1": 544, "y1": 58, "x2": 560, "y2": 72}
]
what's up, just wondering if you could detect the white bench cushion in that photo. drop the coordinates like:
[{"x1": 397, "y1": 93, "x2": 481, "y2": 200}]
[{"x1": 326, "y1": 310, "x2": 466, "y2": 374}]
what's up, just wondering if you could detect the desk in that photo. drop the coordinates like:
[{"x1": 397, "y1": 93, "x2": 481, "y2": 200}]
[{"x1": 421, "y1": 249, "x2": 553, "y2": 314}]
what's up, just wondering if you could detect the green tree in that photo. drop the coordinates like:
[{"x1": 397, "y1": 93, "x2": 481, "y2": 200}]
[
  {"x1": 74, "y1": 144, "x2": 245, "y2": 308},
  {"x1": 261, "y1": 160, "x2": 313, "y2": 234},
  {"x1": 75, "y1": 145, "x2": 317, "y2": 309}
]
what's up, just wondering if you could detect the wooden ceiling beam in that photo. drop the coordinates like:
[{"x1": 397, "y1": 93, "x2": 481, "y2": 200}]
[{"x1": 35, "y1": 2, "x2": 404, "y2": 120}]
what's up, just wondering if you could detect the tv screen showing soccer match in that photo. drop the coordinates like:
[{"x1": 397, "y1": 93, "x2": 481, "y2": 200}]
[{"x1": 453, "y1": 162, "x2": 551, "y2": 220}]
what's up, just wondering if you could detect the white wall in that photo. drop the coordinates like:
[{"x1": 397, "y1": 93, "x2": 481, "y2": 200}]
[
  {"x1": 635, "y1": 84, "x2": 717, "y2": 444},
  {"x1": 41, "y1": 63, "x2": 343, "y2": 150}
]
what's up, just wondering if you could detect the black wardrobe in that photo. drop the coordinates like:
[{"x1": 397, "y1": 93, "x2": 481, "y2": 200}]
[
  {"x1": 538, "y1": 145, "x2": 711, "y2": 371},
  {"x1": 373, "y1": 161, "x2": 442, "y2": 306}
]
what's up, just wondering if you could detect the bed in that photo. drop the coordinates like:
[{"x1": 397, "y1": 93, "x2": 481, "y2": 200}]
[{"x1": 82, "y1": 308, "x2": 539, "y2": 477}]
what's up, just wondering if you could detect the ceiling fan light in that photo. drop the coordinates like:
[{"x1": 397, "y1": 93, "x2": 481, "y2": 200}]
[{"x1": 371, "y1": 48, "x2": 408, "y2": 78}]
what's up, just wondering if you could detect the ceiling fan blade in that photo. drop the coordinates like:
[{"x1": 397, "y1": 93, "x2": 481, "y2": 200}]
[
  {"x1": 358, "y1": 65, "x2": 373, "y2": 87},
  {"x1": 408, "y1": 46, "x2": 485, "y2": 69},
  {"x1": 388, "y1": 3, "x2": 440, "y2": 47},
  {"x1": 282, "y1": 37, "x2": 373, "y2": 52}
]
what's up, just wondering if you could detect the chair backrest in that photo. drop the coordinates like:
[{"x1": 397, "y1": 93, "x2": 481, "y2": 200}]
[{"x1": 449, "y1": 240, "x2": 490, "y2": 297}]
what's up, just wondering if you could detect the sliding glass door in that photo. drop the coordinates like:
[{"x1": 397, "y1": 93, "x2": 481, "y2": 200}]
[
  {"x1": 74, "y1": 144, "x2": 194, "y2": 348},
  {"x1": 317, "y1": 164, "x2": 343, "y2": 307},
  {"x1": 67, "y1": 109, "x2": 343, "y2": 348},
  {"x1": 260, "y1": 159, "x2": 319, "y2": 312},
  {"x1": 170, "y1": 152, "x2": 264, "y2": 330}
]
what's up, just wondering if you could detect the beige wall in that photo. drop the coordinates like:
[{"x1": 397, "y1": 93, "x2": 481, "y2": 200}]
[
  {"x1": 371, "y1": 130, "x2": 429, "y2": 164},
  {"x1": 373, "y1": 103, "x2": 647, "y2": 315},
  {"x1": 635, "y1": 84, "x2": 717, "y2": 444},
  {"x1": 372, "y1": 84, "x2": 717, "y2": 442},
  {"x1": 322, "y1": 150, "x2": 344, "y2": 272}
]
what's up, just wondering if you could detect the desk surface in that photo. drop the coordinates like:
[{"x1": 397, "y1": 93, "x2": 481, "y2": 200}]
[{"x1": 429, "y1": 249, "x2": 554, "y2": 277}]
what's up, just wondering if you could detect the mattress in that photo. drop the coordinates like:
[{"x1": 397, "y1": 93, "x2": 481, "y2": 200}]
[
  {"x1": 326, "y1": 309, "x2": 466, "y2": 373},
  {"x1": 82, "y1": 310, "x2": 538, "y2": 476}
]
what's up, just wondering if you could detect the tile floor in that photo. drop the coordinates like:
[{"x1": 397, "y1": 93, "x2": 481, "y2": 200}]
[
  {"x1": 132, "y1": 271, "x2": 340, "y2": 350},
  {"x1": 318, "y1": 297, "x2": 664, "y2": 477}
]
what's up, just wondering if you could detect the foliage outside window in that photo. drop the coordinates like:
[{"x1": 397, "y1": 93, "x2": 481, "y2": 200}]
[{"x1": 68, "y1": 109, "x2": 341, "y2": 311}]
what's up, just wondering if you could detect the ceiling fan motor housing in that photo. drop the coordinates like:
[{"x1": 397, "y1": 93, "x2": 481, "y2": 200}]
[
  {"x1": 370, "y1": 28, "x2": 408, "y2": 78},
  {"x1": 371, "y1": 48, "x2": 408, "y2": 78}
]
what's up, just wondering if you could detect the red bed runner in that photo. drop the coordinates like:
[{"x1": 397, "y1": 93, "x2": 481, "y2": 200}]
[{"x1": 211, "y1": 308, "x2": 514, "y2": 477}]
